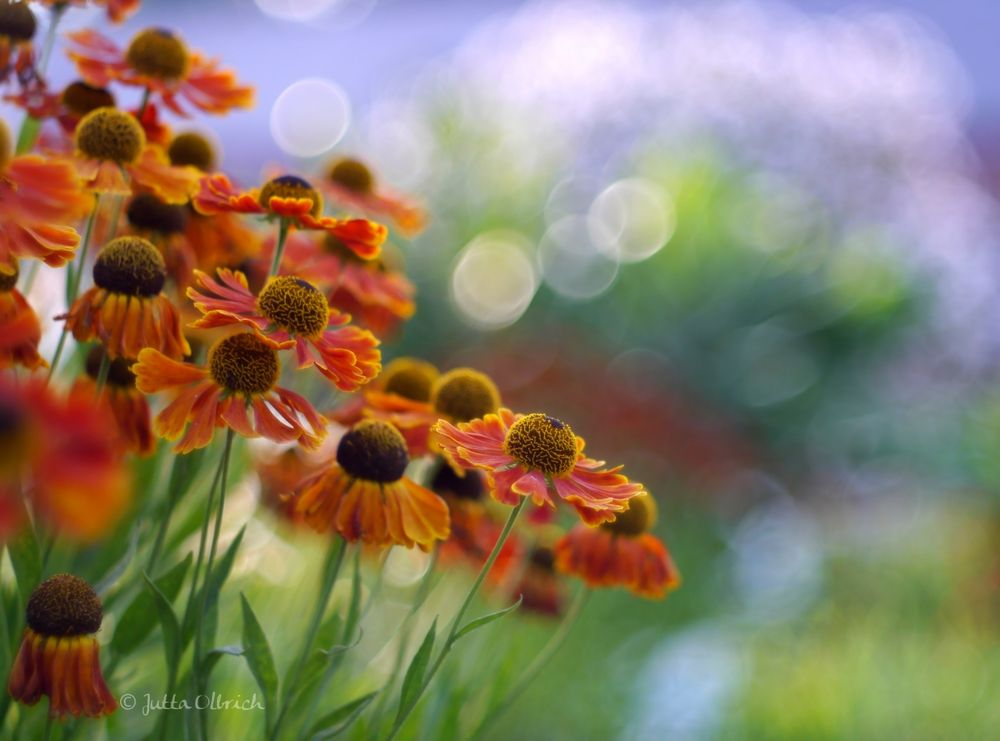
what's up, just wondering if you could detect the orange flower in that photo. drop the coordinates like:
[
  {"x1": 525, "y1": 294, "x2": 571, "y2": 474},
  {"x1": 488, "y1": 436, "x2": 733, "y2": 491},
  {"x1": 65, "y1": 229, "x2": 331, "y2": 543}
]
[
  {"x1": 193, "y1": 173, "x2": 387, "y2": 261},
  {"x1": 256, "y1": 447, "x2": 325, "y2": 526},
  {"x1": 67, "y1": 27, "x2": 253, "y2": 116},
  {"x1": 435, "y1": 410, "x2": 645, "y2": 525},
  {"x1": 187, "y1": 268, "x2": 381, "y2": 391},
  {"x1": 8, "y1": 574, "x2": 116, "y2": 718},
  {"x1": 62, "y1": 236, "x2": 190, "y2": 360},
  {"x1": 0, "y1": 262, "x2": 46, "y2": 371},
  {"x1": 555, "y1": 495, "x2": 680, "y2": 599},
  {"x1": 292, "y1": 420, "x2": 450, "y2": 550},
  {"x1": 39, "y1": 0, "x2": 139, "y2": 23},
  {"x1": 0, "y1": 376, "x2": 130, "y2": 541},
  {"x1": 0, "y1": 120, "x2": 91, "y2": 275},
  {"x1": 133, "y1": 332, "x2": 327, "y2": 454},
  {"x1": 72, "y1": 106, "x2": 198, "y2": 202},
  {"x1": 515, "y1": 546, "x2": 566, "y2": 618},
  {"x1": 72, "y1": 346, "x2": 154, "y2": 456},
  {"x1": 322, "y1": 157, "x2": 427, "y2": 237},
  {"x1": 277, "y1": 232, "x2": 415, "y2": 332}
]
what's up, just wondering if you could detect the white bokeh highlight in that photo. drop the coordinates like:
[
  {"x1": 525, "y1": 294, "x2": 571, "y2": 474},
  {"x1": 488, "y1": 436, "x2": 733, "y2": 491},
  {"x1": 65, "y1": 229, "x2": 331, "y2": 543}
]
[
  {"x1": 270, "y1": 78, "x2": 351, "y2": 158},
  {"x1": 451, "y1": 231, "x2": 538, "y2": 330},
  {"x1": 538, "y1": 215, "x2": 619, "y2": 300},
  {"x1": 588, "y1": 177, "x2": 675, "y2": 263}
]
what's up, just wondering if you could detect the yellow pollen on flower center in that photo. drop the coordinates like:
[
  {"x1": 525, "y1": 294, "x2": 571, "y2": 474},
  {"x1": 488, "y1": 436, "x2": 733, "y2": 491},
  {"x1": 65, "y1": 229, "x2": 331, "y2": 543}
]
[
  {"x1": 208, "y1": 333, "x2": 279, "y2": 396},
  {"x1": 61, "y1": 81, "x2": 115, "y2": 118},
  {"x1": 167, "y1": 131, "x2": 215, "y2": 171},
  {"x1": 92, "y1": 236, "x2": 165, "y2": 297},
  {"x1": 600, "y1": 494, "x2": 656, "y2": 537},
  {"x1": 336, "y1": 419, "x2": 409, "y2": 483},
  {"x1": 503, "y1": 413, "x2": 578, "y2": 477},
  {"x1": 430, "y1": 368, "x2": 500, "y2": 423},
  {"x1": 258, "y1": 175, "x2": 322, "y2": 217},
  {"x1": 381, "y1": 357, "x2": 439, "y2": 402},
  {"x1": 126, "y1": 28, "x2": 189, "y2": 81},
  {"x1": 75, "y1": 107, "x2": 145, "y2": 165},
  {"x1": 26, "y1": 574, "x2": 103, "y2": 637},
  {"x1": 328, "y1": 157, "x2": 374, "y2": 194},
  {"x1": 257, "y1": 276, "x2": 329, "y2": 337}
]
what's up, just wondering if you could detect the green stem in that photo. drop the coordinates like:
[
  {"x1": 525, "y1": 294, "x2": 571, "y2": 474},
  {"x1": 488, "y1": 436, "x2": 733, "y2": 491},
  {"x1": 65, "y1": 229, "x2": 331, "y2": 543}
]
[
  {"x1": 137, "y1": 87, "x2": 151, "y2": 120},
  {"x1": 146, "y1": 453, "x2": 191, "y2": 574},
  {"x1": 269, "y1": 536, "x2": 347, "y2": 741},
  {"x1": 269, "y1": 219, "x2": 289, "y2": 277},
  {"x1": 47, "y1": 194, "x2": 100, "y2": 383},
  {"x1": 471, "y1": 588, "x2": 590, "y2": 738},
  {"x1": 386, "y1": 498, "x2": 526, "y2": 741},
  {"x1": 194, "y1": 429, "x2": 235, "y2": 740},
  {"x1": 93, "y1": 352, "x2": 111, "y2": 399},
  {"x1": 20, "y1": 261, "x2": 40, "y2": 295}
]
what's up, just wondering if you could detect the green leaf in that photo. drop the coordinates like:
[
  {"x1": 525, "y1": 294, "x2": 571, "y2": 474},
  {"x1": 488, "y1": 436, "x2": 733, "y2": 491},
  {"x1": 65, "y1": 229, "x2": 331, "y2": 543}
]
[
  {"x1": 308, "y1": 692, "x2": 377, "y2": 739},
  {"x1": 341, "y1": 549, "x2": 363, "y2": 644},
  {"x1": 395, "y1": 618, "x2": 437, "y2": 724},
  {"x1": 183, "y1": 526, "x2": 245, "y2": 646},
  {"x1": 142, "y1": 571, "x2": 181, "y2": 686},
  {"x1": 240, "y1": 594, "x2": 278, "y2": 731},
  {"x1": 453, "y1": 595, "x2": 523, "y2": 642},
  {"x1": 112, "y1": 553, "x2": 191, "y2": 655},
  {"x1": 7, "y1": 512, "x2": 40, "y2": 605}
]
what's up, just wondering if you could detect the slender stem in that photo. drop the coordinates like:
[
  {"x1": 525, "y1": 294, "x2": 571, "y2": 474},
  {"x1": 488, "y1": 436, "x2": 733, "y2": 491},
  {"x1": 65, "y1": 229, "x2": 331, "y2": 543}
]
[
  {"x1": 146, "y1": 452, "x2": 190, "y2": 574},
  {"x1": 105, "y1": 193, "x2": 124, "y2": 243},
  {"x1": 386, "y1": 498, "x2": 526, "y2": 741},
  {"x1": 93, "y1": 352, "x2": 111, "y2": 399},
  {"x1": 47, "y1": 195, "x2": 100, "y2": 382},
  {"x1": 269, "y1": 536, "x2": 347, "y2": 741},
  {"x1": 15, "y1": 5, "x2": 66, "y2": 155},
  {"x1": 137, "y1": 87, "x2": 151, "y2": 120},
  {"x1": 269, "y1": 219, "x2": 289, "y2": 277},
  {"x1": 20, "y1": 260, "x2": 40, "y2": 295},
  {"x1": 194, "y1": 429, "x2": 235, "y2": 740},
  {"x1": 472, "y1": 588, "x2": 590, "y2": 737}
]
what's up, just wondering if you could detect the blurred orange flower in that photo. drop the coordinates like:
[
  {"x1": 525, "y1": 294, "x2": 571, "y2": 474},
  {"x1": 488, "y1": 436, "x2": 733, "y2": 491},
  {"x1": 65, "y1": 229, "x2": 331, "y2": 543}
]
[
  {"x1": 67, "y1": 28, "x2": 253, "y2": 116},
  {"x1": 0, "y1": 262, "x2": 46, "y2": 371},
  {"x1": 40, "y1": 0, "x2": 140, "y2": 23},
  {"x1": 322, "y1": 157, "x2": 427, "y2": 237},
  {"x1": 73, "y1": 347, "x2": 154, "y2": 456}
]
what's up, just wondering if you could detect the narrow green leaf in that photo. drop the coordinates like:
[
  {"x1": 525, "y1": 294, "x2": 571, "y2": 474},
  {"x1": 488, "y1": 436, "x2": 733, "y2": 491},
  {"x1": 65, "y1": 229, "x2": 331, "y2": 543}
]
[
  {"x1": 112, "y1": 553, "x2": 191, "y2": 655},
  {"x1": 183, "y1": 526, "x2": 245, "y2": 646},
  {"x1": 395, "y1": 618, "x2": 437, "y2": 724},
  {"x1": 7, "y1": 513, "x2": 40, "y2": 605},
  {"x1": 240, "y1": 594, "x2": 278, "y2": 731},
  {"x1": 142, "y1": 571, "x2": 181, "y2": 685},
  {"x1": 453, "y1": 595, "x2": 523, "y2": 642},
  {"x1": 309, "y1": 692, "x2": 377, "y2": 739}
]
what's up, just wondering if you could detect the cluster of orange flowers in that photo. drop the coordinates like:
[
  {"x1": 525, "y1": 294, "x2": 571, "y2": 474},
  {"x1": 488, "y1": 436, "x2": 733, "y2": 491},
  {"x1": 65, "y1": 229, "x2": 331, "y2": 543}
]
[{"x1": 0, "y1": 0, "x2": 679, "y2": 728}]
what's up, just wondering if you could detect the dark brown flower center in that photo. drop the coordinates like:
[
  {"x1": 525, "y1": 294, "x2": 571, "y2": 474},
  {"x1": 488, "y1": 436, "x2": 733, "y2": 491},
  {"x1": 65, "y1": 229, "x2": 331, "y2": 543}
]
[
  {"x1": 381, "y1": 358, "x2": 439, "y2": 402},
  {"x1": 168, "y1": 131, "x2": 215, "y2": 171},
  {"x1": 600, "y1": 494, "x2": 656, "y2": 537},
  {"x1": 431, "y1": 368, "x2": 500, "y2": 423},
  {"x1": 126, "y1": 28, "x2": 189, "y2": 80},
  {"x1": 258, "y1": 175, "x2": 322, "y2": 217},
  {"x1": 61, "y1": 81, "x2": 115, "y2": 118},
  {"x1": 328, "y1": 157, "x2": 374, "y2": 194},
  {"x1": 208, "y1": 333, "x2": 279, "y2": 396},
  {"x1": 503, "y1": 413, "x2": 578, "y2": 477},
  {"x1": 84, "y1": 346, "x2": 137, "y2": 389},
  {"x1": 26, "y1": 574, "x2": 102, "y2": 637},
  {"x1": 75, "y1": 107, "x2": 145, "y2": 165},
  {"x1": 336, "y1": 420, "x2": 409, "y2": 483},
  {"x1": 93, "y1": 236, "x2": 166, "y2": 297},
  {"x1": 430, "y1": 458, "x2": 483, "y2": 501},
  {"x1": 0, "y1": 1, "x2": 36, "y2": 42},
  {"x1": 257, "y1": 276, "x2": 329, "y2": 337},
  {"x1": 127, "y1": 193, "x2": 188, "y2": 235}
]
